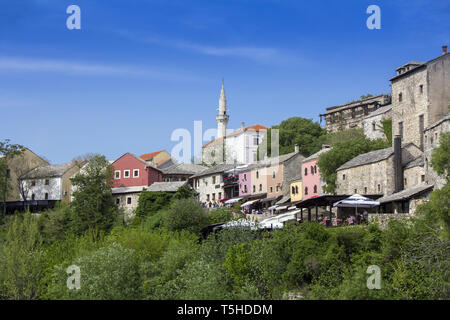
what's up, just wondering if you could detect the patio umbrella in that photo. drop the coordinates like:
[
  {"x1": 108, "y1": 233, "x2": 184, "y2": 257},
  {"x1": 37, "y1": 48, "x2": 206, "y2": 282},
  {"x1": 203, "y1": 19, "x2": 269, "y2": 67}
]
[{"x1": 333, "y1": 194, "x2": 380, "y2": 216}]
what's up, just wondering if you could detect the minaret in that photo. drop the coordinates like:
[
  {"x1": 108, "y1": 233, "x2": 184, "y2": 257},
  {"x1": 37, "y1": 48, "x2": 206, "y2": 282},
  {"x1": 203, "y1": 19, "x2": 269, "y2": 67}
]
[{"x1": 216, "y1": 80, "x2": 229, "y2": 138}]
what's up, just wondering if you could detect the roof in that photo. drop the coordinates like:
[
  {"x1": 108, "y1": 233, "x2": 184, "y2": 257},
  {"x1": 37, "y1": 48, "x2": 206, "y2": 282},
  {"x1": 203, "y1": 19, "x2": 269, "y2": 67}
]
[
  {"x1": 363, "y1": 104, "x2": 392, "y2": 118},
  {"x1": 146, "y1": 181, "x2": 188, "y2": 192},
  {"x1": 161, "y1": 163, "x2": 208, "y2": 175},
  {"x1": 191, "y1": 163, "x2": 238, "y2": 178},
  {"x1": 377, "y1": 184, "x2": 434, "y2": 204},
  {"x1": 202, "y1": 124, "x2": 267, "y2": 148},
  {"x1": 139, "y1": 150, "x2": 165, "y2": 160},
  {"x1": 112, "y1": 153, "x2": 162, "y2": 172},
  {"x1": 424, "y1": 114, "x2": 450, "y2": 132},
  {"x1": 22, "y1": 161, "x2": 85, "y2": 179},
  {"x1": 288, "y1": 174, "x2": 302, "y2": 183},
  {"x1": 405, "y1": 156, "x2": 424, "y2": 169},
  {"x1": 303, "y1": 147, "x2": 332, "y2": 162},
  {"x1": 337, "y1": 147, "x2": 394, "y2": 171},
  {"x1": 111, "y1": 186, "x2": 148, "y2": 194},
  {"x1": 390, "y1": 52, "x2": 450, "y2": 81},
  {"x1": 321, "y1": 94, "x2": 391, "y2": 115}
]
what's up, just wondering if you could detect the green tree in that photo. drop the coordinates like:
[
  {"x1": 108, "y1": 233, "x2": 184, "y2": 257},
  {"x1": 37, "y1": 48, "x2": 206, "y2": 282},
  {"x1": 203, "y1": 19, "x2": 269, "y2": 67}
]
[
  {"x1": 162, "y1": 198, "x2": 209, "y2": 234},
  {"x1": 173, "y1": 185, "x2": 197, "y2": 200},
  {"x1": 69, "y1": 155, "x2": 116, "y2": 235},
  {"x1": 258, "y1": 117, "x2": 326, "y2": 159},
  {"x1": 208, "y1": 207, "x2": 233, "y2": 224},
  {"x1": 0, "y1": 139, "x2": 25, "y2": 216},
  {"x1": 0, "y1": 212, "x2": 43, "y2": 299},
  {"x1": 135, "y1": 191, "x2": 173, "y2": 219},
  {"x1": 431, "y1": 132, "x2": 450, "y2": 183}
]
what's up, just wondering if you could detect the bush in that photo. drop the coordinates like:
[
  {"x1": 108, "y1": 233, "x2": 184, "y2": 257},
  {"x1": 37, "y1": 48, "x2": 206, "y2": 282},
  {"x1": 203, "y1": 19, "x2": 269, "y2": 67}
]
[
  {"x1": 135, "y1": 192, "x2": 173, "y2": 219},
  {"x1": 162, "y1": 198, "x2": 209, "y2": 234},
  {"x1": 208, "y1": 207, "x2": 233, "y2": 224}
]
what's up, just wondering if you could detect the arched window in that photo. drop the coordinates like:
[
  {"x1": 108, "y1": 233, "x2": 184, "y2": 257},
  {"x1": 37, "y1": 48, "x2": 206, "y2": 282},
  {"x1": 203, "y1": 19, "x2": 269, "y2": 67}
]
[
  {"x1": 305, "y1": 187, "x2": 308, "y2": 195},
  {"x1": 313, "y1": 185, "x2": 317, "y2": 193},
  {"x1": 311, "y1": 166, "x2": 314, "y2": 175},
  {"x1": 295, "y1": 186, "x2": 299, "y2": 194},
  {"x1": 304, "y1": 167, "x2": 308, "y2": 176},
  {"x1": 314, "y1": 165, "x2": 317, "y2": 174},
  {"x1": 292, "y1": 186, "x2": 295, "y2": 194}
]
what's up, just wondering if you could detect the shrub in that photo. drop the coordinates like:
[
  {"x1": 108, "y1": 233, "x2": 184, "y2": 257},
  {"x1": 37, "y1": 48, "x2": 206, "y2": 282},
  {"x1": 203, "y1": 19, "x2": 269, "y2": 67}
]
[{"x1": 162, "y1": 198, "x2": 209, "y2": 234}]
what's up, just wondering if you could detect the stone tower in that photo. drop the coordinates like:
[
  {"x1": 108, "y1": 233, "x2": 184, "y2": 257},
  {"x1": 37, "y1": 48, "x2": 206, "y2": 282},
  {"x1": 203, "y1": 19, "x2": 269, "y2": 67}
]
[{"x1": 216, "y1": 80, "x2": 229, "y2": 138}]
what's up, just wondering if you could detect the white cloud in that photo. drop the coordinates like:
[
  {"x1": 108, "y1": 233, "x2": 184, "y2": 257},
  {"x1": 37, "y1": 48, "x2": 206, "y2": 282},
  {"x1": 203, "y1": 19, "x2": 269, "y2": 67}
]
[{"x1": 0, "y1": 56, "x2": 194, "y2": 80}]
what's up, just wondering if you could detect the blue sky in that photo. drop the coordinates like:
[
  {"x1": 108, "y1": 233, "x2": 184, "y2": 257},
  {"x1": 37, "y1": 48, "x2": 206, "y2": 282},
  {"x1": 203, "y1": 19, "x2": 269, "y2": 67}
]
[{"x1": 1, "y1": 0, "x2": 449, "y2": 163}]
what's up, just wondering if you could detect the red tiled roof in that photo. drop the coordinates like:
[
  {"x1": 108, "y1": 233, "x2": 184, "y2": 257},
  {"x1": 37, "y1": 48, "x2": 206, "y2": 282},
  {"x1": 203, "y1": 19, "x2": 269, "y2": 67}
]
[
  {"x1": 140, "y1": 150, "x2": 165, "y2": 160},
  {"x1": 202, "y1": 124, "x2": 267, "y2": 148}
]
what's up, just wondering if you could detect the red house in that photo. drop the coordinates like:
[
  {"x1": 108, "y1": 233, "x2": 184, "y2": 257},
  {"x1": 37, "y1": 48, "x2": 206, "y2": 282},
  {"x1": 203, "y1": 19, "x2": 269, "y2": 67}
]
[{"x1": 111, "y1": 153, "x2": 162, "y2": 188}]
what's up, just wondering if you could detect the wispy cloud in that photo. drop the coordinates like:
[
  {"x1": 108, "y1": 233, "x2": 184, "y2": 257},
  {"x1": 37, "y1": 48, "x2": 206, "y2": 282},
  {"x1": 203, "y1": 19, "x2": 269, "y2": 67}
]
[
  {"x1": 118, "y1": 30, "x2": 300, "y2": 64},
  {"x1": 0, "y1": 56, "x2": 194, "y2": 80}
]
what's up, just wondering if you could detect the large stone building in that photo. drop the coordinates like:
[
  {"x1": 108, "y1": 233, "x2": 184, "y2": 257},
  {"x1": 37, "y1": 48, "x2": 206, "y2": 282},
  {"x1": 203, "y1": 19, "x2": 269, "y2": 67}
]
[
  {"x1": 390, "y1": 46, "x2": 449, "y2": 150},
  {"x1": 202, "y1": 83, "x2": 267, "y2": 165},
  {"x1": 320, "y1": 94, "x2": 391, "y2": 133}
]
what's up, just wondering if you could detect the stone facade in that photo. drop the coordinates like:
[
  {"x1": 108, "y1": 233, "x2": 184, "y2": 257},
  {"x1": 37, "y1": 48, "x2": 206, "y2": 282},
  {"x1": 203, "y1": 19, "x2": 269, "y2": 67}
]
[
  {"x1": 320, "y1": 94, "x2": 391, "y2": 133},
  {"x1": 362, "y1": 105, "x2": 392, "y2": 140}
]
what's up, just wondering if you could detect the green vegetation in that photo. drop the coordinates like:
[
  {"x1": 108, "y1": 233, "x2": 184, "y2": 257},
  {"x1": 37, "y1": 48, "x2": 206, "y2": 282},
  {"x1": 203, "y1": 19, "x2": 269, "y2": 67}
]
[{"x1": 431, "y1": 132, "x2": 450, "y2": 183}]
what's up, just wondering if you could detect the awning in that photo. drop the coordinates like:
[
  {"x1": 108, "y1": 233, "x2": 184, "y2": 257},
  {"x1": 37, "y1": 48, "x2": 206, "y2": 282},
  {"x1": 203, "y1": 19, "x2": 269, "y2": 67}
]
[
  {"x1": 260, "y1": 196, "x2": 281, "y2": 203},
  {"x1": 268, "y1": 205, "x2": 278, "y2": 210},
  {"x1": 276, "y1": 205, "x2": 287, "y2": 211},
  {"x1": 288, "y1": 206, "x2": 297, "y2": 210},
  {"x1": 276, "y1": 195, "x2": 290, "y2": 205},
  {"x1": 333, "y1": 194, "x2": 380, "y2": 208},
  {"x1": 224, "y1": 197, "x2": 242, "y2": 204},
  {"x1": 240, "y1": 199, "x2": 259, "y2": 207}
]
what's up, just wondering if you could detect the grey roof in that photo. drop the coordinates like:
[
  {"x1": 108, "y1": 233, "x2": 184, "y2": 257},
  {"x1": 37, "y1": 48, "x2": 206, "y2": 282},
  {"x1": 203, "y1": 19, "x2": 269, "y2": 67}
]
[
  {"x1": 337, "y1": 147, "x2": 394, "y2": 171},
  {"x1": 322, "y1": 94, "x2": 391, "y2": 115},
  {"x1": 288, "y1": 174, "x2": 302, "y2": 183},
  {"x1": 161, "y1": 163, "x2": 208, "y2": 175},
  {"x1": 424, "y1": 114, "x2": 450, "y2": 132},
  {"x1": 303, "y1": 147, "x2": 332, "y2": 162},
  {"x1": 363, "y1": 104, "x2": 392, "y2": 118},
  {"x1": 378, "y1": 184, "x2": 433, "y2": 204},
  {"x1": 190, "y1": 163, "x2": 238, "y2": 178},
  {"x1": 22, "y1": 161, "x2": 83, "y2": 179},
  {"x1": 146, "y1": 181, "x2": 188, "y2": 192},
  {"x1": 405, "y1": 156, "x2": 424, "y2": 169},
  {"x1": 390, "y1": 53, "x2": 450, "y2": 82},
  {"x1": 111, "y1": 186, "x2": 148, "y2": 194},
  {"x1": 157, "y1": 158, "x2": 176, "y2": 169}
]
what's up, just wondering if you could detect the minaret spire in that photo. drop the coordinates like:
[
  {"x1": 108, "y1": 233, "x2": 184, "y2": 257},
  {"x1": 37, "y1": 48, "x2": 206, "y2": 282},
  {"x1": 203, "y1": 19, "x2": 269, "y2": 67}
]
[{"x1": 216, "y1": 79, "x2": 229, "y2": 138}]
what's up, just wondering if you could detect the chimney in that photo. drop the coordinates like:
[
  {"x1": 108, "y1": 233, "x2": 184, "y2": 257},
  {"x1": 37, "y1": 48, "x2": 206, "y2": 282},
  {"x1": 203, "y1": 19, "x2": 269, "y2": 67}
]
[
  {"x1": 443, "y1": 45, "x2": 448, "y2": 55},
  {"x1": 294, "y1": 144, "x2": 299, "y2": 153},
  {"x1": 393, "y1": 135, "x2": 404, "y2": 193},
  {"x1": 241, "y1": 122, "x2": 245, "y2": 130}
]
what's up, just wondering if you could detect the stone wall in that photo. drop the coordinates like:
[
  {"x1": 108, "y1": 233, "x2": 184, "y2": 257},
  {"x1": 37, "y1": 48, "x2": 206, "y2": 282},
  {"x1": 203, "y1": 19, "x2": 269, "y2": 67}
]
[
  {"x1": 424, "y1": 118, "x2": 449, "y2": 189},
  {"x1": 368, "y1": 213, "x2": 412, "y2": 228},
  {"x1": 362, "y1": 108, "x2": 392, "y2": 140},
  {"x1": 403, "y1": 165, "x2": 425, "y2": 189}
]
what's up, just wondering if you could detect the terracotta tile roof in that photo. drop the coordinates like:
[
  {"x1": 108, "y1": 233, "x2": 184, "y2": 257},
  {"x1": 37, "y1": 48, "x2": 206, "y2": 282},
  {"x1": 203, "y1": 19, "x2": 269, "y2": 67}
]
[
  {"x1": 202, "y1": 124, "x2": 267, "y2": 148},
  {"x1": 139, "y1": 150, "x2": 165, "y2": 160}
]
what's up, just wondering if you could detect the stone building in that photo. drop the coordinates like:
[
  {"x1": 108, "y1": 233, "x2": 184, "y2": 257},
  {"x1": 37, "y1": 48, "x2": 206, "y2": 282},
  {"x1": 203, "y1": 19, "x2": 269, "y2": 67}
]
[
  {"x1": 336, "y1": 137, "x2": 422, "y2": 196},
  {"x1": 390, "y1": 46, "x2": 449, "y2": 150},
  {"x1": 320, "y1": 94, "x2": 391, "y2": 133},
  {"x1": 423, "y1": 114, "x2": 450, "y2": 189},
  {"x1": 161, "y1": 163, "x2": 207, "y2": 183},
  {"x1": 362, "y1": 104, "x2": 392, "y2": 140}
]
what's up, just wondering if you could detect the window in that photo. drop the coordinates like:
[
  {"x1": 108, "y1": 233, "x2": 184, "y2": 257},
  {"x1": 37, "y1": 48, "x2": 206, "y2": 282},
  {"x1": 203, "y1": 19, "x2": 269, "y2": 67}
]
[
  {"x1": 343, "y1": 174, "x2": 346, "y2": 180},
  {"x1": 45, "y1": 193, "x2": 48, "y2": 200},
  {"x1": 218, "y1": 192, "x2": 222, "y2": 200},
  {"x1": 253, "y1": 136, "x2": 259, "y2": 145},
  {"x1": 364, "y1": 187, "x2": 367, "y2": 194},
  {"x1": 295, "y1": 186, "x2": 298, "y2": 194},
  {"x1": 372, "y1": 122, "x2": 376, "y2": 132},
  {"x1": 314, "y1": 166, "x2": 317, "y2": 174},
  {"x1": 419, "y1": 84, "x2": 423, "y2": 94},
  {"x1": 398, "y1": 122, "x2": 403, "y2": 138},
  {"x1": 270, "y1": 187, "x2": 273, "y2": 193},
  {"x1": 127, "y1": 197, "x2": 131, "y2": 205},
  {"x1": 212, "y1": 176, "x2": 216, "y2": 184},
  {"x1": 310, "y1": 166, "x2": 314, "y2": 175},
  {"x1": 404, "y1": 178, "x2": 407, "y2": 186},
  {"x1": 256, "y1": 171, "x2": 259, "y2": 179},
  {"x1": 304, "y1": 167, "x2": 308, "y2": 176},
  {"x1": 305, "y1": 187, "x2": 308, "y2": 195},
  {"x1": 292, "y1": 186, "x2": 295, "y2": 194},
  {"x1": 115, "y1": 170, "x2": 120, "y2": 179},
  {"x1": 133, "y1": 169, "x2": 139, "y2": 178},
  {"x1": 259, "y1": 184, "x2": 262, "y2": 192},
  {"x1": 399, "y1": 92, "x2": 403, "y2": 102},
  {"x1": 377, "y1": 184, "x2": 381, "y2": 192},
  {"x1": 206, "y1": 194, "x2": 210, "y2": 201},
  {"x1": 32, "y1": 194, "x2": 35, "y2": 200},
  {"x1": 116, "y1": 198, "x2": 120, "y2": 205},
  {"x1": 351, "y1": 108, "x2": 356, "y2": 118},
  {"x1": 31, "y1": 180, "x2": 36, "y2": 187},
  {"x1": 354, "y1": 189, "x2": 357, "y2": 193},
  {"x1": 314, "y1": 185, "x2": 317, "y2": 193},
  {"x1": 276, "y1": 186, "x2": 280, "y2": 192},
  {"x1": 244, "y1": 185, "x2": 247, "y2": 193},
  {"x1": 45, "y1": 179, "x2": 49, "y2": 185},
  {"x1": 421, "y1": 175, "x2": 425, "y2": 182},
  {"x1": 253, "y1": 185, "x2": 256, "y2": 193},
  {"x1": 253, "y1": 151, "x2": 257, "y2": 162},
  {"x1": 212, "y1": 193, "x2": 216, "y2": 201},
  {"x1": 272, "y1": 171, "x2": 275, "y2": 179},
  {"x1": 124, "y1": 170, "x2": 130, "y2": 178},
  {"x1": 244, "y1": 174, "x2": 247, "y2": 181}
]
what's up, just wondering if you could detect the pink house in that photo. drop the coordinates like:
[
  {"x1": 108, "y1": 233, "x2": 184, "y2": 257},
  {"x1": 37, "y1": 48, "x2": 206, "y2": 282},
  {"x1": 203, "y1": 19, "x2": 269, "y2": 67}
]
[
  {"x1": 301, "y1": 146, "x2": 331, "y2": 200},
  {"x1": 238, "y1": 170, "x2": 252, "y2": 197},
  {"x1": 111, "y1": 153, "x2": 162, "y2": 188}
]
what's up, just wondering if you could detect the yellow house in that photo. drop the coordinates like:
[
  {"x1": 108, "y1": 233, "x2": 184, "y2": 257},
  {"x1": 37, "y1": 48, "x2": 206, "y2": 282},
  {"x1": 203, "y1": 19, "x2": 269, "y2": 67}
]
[{"x1": 290, "y1": 179, "x2": 302, "y2": 202}]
